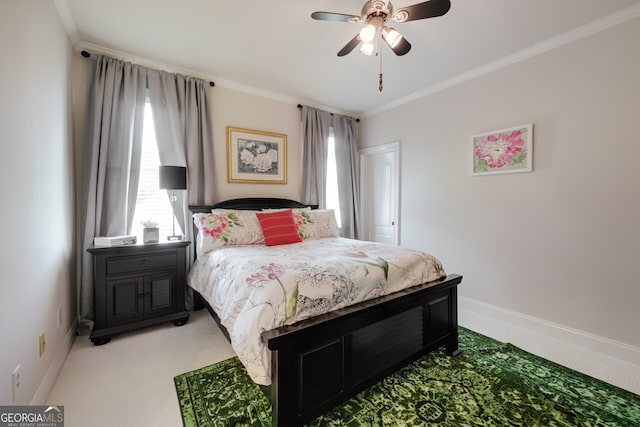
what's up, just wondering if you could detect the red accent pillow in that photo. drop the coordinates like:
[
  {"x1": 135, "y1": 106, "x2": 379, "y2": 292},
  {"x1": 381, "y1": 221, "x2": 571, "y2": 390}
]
[{"x1": 256, "y1": 209, "x2": 303, "y2": 246}]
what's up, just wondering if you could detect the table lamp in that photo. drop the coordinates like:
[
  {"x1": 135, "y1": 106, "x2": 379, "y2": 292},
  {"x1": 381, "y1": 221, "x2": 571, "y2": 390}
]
[{"x1": 159, "y1": 165, "x2": 187, "y2": 241}]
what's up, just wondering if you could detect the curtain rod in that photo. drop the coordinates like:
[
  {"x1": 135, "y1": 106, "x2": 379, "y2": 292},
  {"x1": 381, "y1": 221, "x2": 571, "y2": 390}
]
[
  {"x1": 80, "y1": 50, "x2": 215, "y2": 87},
  {"x1": 297, "y1": 104, "x2": 359, "y2": 122}
]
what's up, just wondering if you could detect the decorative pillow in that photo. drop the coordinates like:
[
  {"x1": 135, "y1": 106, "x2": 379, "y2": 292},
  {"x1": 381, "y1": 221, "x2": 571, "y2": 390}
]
[
  {"x1": 193, "y1": 211, "x2": 264, "y2": 257},
  {"x1": 210, "y1": 209, "x2": 265, "y2": 244},
  {"x1": 297, "y1": 209, "x2": 340, "y2": 240},
  {"x1": 255, "y1": 209, "x2": 303, "y2": 246}
]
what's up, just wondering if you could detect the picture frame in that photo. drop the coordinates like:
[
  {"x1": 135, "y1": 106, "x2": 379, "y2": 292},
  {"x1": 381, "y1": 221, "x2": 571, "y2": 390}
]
[
  {"x1": 227, "y1": 126, "x2": 287, "y2": 184},
  {"x1": 472, "y1": 124, "x2": 533, "y2": 176}
]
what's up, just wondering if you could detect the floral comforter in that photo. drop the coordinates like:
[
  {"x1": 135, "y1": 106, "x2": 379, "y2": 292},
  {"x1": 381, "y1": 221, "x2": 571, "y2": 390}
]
[{"x1": 187, "y1": 237, "x2": 446, "y2": 385}]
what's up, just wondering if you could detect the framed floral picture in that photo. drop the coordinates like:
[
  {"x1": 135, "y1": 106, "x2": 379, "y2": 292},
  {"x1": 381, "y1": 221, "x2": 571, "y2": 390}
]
[
  {"x1": 472, "y1": 124, "x2": 533, "y2": 176},
  {"x1": 227, "y1": 126, "x2": 287, "y2": 184}
]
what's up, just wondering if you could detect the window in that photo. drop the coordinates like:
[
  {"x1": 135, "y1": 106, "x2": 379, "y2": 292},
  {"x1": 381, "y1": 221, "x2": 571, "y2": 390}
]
[
  {"x1": 326, "y1": 131, "x2": 341, "y2": 228},
  {"x1": 130, "y1": 101, "x2": 183, "y2": 240}
]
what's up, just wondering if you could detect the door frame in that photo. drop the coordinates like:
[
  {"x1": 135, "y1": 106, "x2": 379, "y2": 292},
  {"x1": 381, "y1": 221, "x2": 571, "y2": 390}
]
[{"x1": 359, "y1": 141, "x2": 401, "y2": 245}]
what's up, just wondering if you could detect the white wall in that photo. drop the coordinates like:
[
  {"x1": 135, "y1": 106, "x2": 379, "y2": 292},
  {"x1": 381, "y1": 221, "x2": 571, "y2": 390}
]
[
  {"x1": 361, "y1": 18, "x2": 640, "y2": 350},
  {"x1": 211, "y1": 87, "x2": 303, "y2": 201},
  {"x1": 0, "y1": 1, "x2": 76, "y2": 404}
]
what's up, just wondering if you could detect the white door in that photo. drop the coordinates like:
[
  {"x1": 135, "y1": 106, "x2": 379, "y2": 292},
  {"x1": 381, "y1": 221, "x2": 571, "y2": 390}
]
[{"x1": 359, "y1": 142, "x2": 400, "y2": 245}]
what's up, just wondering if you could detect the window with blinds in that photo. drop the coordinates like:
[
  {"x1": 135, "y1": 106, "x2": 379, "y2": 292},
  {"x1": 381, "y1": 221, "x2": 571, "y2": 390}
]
[
  {"x1": 130, "y1": 101, "x2": 183, "y2": 240},
  {"x1": 326, "y1": 131, "x2": 342, "y2": 229}
]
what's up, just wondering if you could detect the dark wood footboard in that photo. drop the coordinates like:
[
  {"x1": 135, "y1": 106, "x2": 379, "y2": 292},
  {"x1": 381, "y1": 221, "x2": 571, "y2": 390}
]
[{"x1": 260, "y1": 273, "x2": 462, "y2": 426}]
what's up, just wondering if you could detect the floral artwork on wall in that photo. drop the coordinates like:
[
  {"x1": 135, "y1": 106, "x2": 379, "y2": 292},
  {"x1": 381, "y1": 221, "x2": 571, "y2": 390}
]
[
  {"x1": 227, "y1": 127, "x2": 287, "y2": 184},
  {"x1": 472, "y1": 124, "x2": 533, "y2": 176}
]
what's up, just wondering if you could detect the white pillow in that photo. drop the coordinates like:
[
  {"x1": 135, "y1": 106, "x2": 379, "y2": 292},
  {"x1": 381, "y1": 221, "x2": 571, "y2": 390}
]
[
  {"x1": 296, "y1": 209, "x2": 340, "y2": 240},
  {"x1": 193, "y1": 211, "x2": 264, "y2": 257},
  {"x1": 210, "y1": 209, "x2": 265, "y2": 244}
]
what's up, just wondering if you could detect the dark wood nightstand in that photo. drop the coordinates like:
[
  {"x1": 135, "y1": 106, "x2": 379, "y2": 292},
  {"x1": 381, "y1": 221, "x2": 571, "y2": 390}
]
[{"x1": 88, "y1": 240, "x2": 190, "y2": 345}]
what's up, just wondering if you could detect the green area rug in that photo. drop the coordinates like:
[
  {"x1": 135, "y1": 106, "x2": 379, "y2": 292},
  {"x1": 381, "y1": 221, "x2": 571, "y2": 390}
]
[{"x1": 174, "y1": 328, "x2": 640, "y2": 426}]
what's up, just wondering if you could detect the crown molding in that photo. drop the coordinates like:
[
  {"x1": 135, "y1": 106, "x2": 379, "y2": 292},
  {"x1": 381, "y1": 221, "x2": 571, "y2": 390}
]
[{"x1": 363, "y1": 3, "x2": 640, "y2": 118}]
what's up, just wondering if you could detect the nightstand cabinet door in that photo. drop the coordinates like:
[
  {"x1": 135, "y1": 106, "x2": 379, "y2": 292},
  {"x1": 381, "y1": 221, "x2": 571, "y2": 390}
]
[
  {"x1": 89, "y1": 241, "x2": 190, "y2": 345},
  {"x1": 106, "y1": 276, "x2": 144, "y2": 325},
  {"x1": 145, "y1": 270, "x2": 178, "y2": 316}
]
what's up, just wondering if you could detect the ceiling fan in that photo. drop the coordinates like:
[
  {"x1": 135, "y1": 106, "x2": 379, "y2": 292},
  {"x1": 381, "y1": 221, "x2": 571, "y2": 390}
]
[{"x1": 311, "y1": 0, "x2": 451, "y2": 57}]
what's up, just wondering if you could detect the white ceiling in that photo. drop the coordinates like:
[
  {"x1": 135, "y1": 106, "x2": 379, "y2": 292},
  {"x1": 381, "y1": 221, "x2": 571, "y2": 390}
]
[{"x1": 57, "y1": 0, "x2": 640, "y2": 116}]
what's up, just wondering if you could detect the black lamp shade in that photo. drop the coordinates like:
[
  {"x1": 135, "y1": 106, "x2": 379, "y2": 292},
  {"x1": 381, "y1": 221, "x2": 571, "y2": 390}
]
[{"x1": 159, "y1": 166, "x2": 187, "y2": 190}]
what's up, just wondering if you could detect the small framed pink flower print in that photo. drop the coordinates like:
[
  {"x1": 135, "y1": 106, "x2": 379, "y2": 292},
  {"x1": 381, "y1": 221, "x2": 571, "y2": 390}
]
[{"x1": 472, "y1": 124, "x2": 533, "y2": 176}]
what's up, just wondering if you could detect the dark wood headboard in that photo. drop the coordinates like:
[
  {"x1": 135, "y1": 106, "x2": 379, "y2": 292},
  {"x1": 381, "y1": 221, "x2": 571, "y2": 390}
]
[{"x1": 190, "y1": 197, "x2": 309, "y2": 213}]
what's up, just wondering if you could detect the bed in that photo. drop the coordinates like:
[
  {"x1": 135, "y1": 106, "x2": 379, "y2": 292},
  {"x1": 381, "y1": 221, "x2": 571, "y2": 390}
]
[{"x1": 188, "y1": 198, "x2": 463, "y2": 426}]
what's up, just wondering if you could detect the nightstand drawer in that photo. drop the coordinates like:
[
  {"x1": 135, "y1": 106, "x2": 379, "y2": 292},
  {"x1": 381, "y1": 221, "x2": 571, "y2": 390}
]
[{"x1": 107, "y1": 252, "x2": 177, "y2": 275}]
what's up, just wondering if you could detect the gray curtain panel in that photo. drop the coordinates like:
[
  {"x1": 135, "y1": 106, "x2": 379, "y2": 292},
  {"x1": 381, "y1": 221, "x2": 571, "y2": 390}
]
[
  {"x1": 78, "y1": 57, "x2": 216, "y2": 333},
  {"x1": 78, "y1": 56, "x2": 147, "y2": 334},
  {"x1": 333, "y1": 114, "x2": 360, "y2": 239},
  {"x1": 147, "y1": 69, "x2": 216, "y2": 258},
  {"x1": 301, "y1": 106, "x2": 331, "y2": 207}
]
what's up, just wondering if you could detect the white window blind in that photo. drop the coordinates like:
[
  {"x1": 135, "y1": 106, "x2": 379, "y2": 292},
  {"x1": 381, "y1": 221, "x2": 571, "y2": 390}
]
[
  {"x1": 326, "y1": 131, "x2": 342, "y2": 228},
  {"x1": 131, "y1": 101, "x2": 183, "y2": 240}
]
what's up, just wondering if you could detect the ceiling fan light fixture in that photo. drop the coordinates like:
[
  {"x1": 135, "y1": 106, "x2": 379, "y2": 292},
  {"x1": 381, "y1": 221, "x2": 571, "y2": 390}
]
[
  {"x1": 360, "y1": 42, "x2": 376, "y2": 56},
  {"x1": 382, "y1": 26, "x2": 402, "y2": 48},
  {"x1": 359, "y1": 24, "x2": 376, "y2": 43}
]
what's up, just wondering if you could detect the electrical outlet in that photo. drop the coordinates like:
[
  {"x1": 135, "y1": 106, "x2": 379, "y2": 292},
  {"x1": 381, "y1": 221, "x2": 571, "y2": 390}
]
[
  {"x1": 12, "y1": 364, "x2": 21, "y2": 401},
  {"x1": 39, "y1": 332, "x2": 46, "y2": 357}
]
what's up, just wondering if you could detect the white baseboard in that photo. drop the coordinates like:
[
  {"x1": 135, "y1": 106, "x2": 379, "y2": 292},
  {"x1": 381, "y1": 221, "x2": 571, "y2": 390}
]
[
  {"x1": 459, "y1": 296, "x2": 640, "y2": 395},
  {"x1": 31, "y1": 320, "x2": 77, "y2": 405}
]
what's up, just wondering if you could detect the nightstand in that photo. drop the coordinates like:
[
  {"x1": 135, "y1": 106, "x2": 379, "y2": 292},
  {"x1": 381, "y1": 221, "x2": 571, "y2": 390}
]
[{"x1": 88, "y1": 240, "x2": 190, "y2": 345}]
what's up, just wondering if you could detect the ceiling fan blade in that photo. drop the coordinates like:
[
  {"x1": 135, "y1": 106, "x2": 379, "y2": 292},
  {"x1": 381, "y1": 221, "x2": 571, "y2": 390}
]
[
  {"x1": 337, "y1": 34, "x2": 361, "y2": 57},
  {"x1": 311, "y1": 11, "x2": 361, "y2": 23},
  {"x1": 392, "y1": 0, "x2": 451, "y2": 22}
]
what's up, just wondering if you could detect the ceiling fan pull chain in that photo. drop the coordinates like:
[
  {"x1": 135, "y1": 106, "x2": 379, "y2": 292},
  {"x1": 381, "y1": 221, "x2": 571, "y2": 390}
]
[{"x1": 379, "y1": 49, "x2": 384, "y2": 92}]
